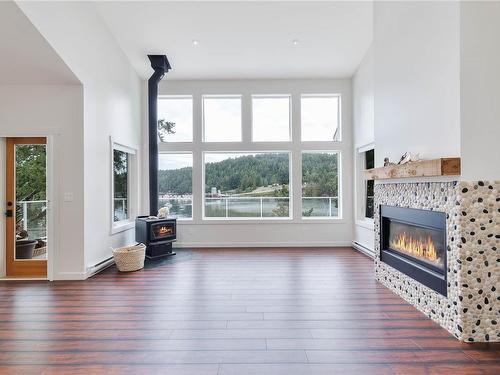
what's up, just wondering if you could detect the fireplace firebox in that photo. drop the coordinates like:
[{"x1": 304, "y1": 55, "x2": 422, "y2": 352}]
[
  {"x1": 380, "y1": 205, "x2": 447, "y2": 296},
  {"x1": 135, "y1": 216, "x2": 176, "y2": 259}
]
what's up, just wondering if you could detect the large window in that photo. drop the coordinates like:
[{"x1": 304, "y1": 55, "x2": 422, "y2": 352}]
[
  {"x1": 158, "y1": 86, "x2": 344, "y2": 223},
  {"x1": 158, "y1": 153, "x2": 193, "y2": 219},
  {"x1": 111, "y1": 142, "x2": 137, "y2": 233},
  {"x1": 252, "y1": 96, "x2": 291, "y2": 142},
  {"x1": 203, "y1": 96, "x2": 242, "y2": 142},
  {"x1": 158, "y1": 96, "x2": 193, "y2": 142},
  {"x1": 301, "y1": 95, "x2": 340, "y2": 141},
  {"x1": 302, "y1": 152, "x2": 339, "y2": 218},
  {"x1": 204, "y1": 152, "x2": 290, "y2": 219}
]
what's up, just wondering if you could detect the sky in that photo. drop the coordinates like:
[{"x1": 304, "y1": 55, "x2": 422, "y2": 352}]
[
  {"x1": 204, "y1": 97, "x2": 242, "y2": 142},
  {"x1": 205, "y1": 152, "x2": 260, "y2": 164},
  {"x1": 159, "y1": 153, "x2": 192, "y2": 170},
  {"x1": 159, "y1": 152, "x2": 289, "y2": 170},
  {"x1": 252, "y1": 96, "x2": 290, "y2": 141},
  {"x1": 158, "y1": 97, "x2": 193, "y2": 142},
  {"x1": 301, "y1": 96, "x2": 339, "y2": 141},
  {"x1": 159, "y1": 152, "x2": 263, "y2": 170}
]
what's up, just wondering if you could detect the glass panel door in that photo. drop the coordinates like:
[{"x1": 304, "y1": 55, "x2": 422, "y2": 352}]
[{"x1": 6, "y1": 137, "x2": 47, "y2": 277}]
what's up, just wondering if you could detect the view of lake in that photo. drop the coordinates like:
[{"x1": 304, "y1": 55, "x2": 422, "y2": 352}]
[{"x1": 159, "y1": 196, "x2": 338, "y2": 219}]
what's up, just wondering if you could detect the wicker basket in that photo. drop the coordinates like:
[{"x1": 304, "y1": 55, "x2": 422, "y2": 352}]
[{"x1": 112, "y1": 244, "x2": 146, "y2": 272}]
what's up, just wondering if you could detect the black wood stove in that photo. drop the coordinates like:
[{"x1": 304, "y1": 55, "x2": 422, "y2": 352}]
[{"x1": 136, "y1": 216, "x2": 176, "y2": 259}]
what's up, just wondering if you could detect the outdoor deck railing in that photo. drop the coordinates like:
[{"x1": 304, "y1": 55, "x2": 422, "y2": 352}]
[
  {"x1": 204, "y1": 196, "x2": 289, "y2": 218},
  {"x1": 159, "y1": 196, "x2": 338, "y2": 218},
  {"x1": 16, "y1": 200, "x2": 47, "y2": 239}
]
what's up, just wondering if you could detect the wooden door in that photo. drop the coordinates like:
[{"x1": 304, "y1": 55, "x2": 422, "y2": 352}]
[{"x1": 6, "y1": 137, "x2": 47, "y2": 277}]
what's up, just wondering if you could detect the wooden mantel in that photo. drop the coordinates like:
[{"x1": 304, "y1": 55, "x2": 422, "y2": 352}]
[{"x1": 364, "y1": 158, "x2": 461, "y2": 180}]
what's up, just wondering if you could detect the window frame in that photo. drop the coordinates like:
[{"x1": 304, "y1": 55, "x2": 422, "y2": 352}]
[
  {"x1": 202, "y1": 151, "x2": 293, "y2": 221},
  {"x1": 158, "y1": 88, "x2": 345, "y2": 225},
  {"x1": 251, "y1": 94, "x2": 292, "y2": 142},
  {"x1": 110, "y1": 139, "x2": 138, "y2": 235},
  {"x1": 300, "y1": 94, "x2": 341, "y2": 142}
]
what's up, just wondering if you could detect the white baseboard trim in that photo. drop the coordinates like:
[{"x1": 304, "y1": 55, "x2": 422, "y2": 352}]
[
  {"x1": 85, "y1": 256, "x2": 115, "y2": 279},
  {"x1": 174, "y1": 241, "x2": 353, "y2": 248},
  {"x1": 49, "y1": 261, "x2": 115, "y2": 281},
  {"x1": 352, "y1": 241, "x2": 375, "y2": 258},
  {"x1": 0, "y1": 277, "x2": 48, "y2": 281},
  {"x1": 53, "y1": 271, "x2": 87, "y2": 281}
]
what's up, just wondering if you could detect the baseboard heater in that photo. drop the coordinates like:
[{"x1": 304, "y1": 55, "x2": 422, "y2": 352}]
[
  {"x1": 86, "y1": 256, "x2": 115, "y2": 278},
  {"x1": 352, "y1": 241, "x2": 375, "y2": 258}
]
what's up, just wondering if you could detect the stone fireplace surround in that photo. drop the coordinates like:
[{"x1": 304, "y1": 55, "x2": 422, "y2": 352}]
[{"x1": 374, "y1": 180, "x2": 499, "y2": 342}]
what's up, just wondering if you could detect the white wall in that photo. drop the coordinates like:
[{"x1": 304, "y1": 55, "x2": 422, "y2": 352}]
[
  {"x1": 373, "y1": 1, "x2": 461, "y2": 167},
  {"x1": 353, "y1": 47, "x2": 374, "y2": 150},
  {"x1": 18, "y1": 2, "x2": 142, "y2": 273},
  {"x1": 0, "y1": 85, "x2": 85, "y2": 279},
  {"x1": 460, "y1": 1, "x2": 500, "y2": 181},
  {"x1": 143, "y1": 79, "x2": 354, "y2": 247},
  {"x1": 352, "y1": 47, "x2": 374, "y2": 253}
]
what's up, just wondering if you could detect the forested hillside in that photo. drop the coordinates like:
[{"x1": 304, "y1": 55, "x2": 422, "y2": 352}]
[
  {"x1": 159, "y1": 166, "x2": 193, "y2": 195},
  {"x1": 205, "y1": 153, "x2": 289, "y2": 194},
  {"x1": 302, "y1": 153, "x2": 339, "y2": 197},
  {"x1": 158, "y1": 153, "x2": 338, "y2": 196}
]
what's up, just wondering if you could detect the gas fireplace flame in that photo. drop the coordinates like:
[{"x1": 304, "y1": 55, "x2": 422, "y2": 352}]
[
  {"x1": 159, "y1": 226, "x2": 172, "y2": 235},
  {"x1": 390, "y1": 232, "x2": 438, "y2": 261}
]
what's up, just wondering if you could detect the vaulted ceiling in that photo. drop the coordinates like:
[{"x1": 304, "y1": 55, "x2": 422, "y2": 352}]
[
  {"x1": 0, "y1": 1, "x2": 79, "y2": 85},
  {"x1": 96, "y1": 1, "x2": 373, "y2": 80}
]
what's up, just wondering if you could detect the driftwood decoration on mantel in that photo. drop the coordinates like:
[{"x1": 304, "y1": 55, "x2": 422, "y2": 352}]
[{"x1": 364, "y1": 158, "x2": 461, "y2": 180}]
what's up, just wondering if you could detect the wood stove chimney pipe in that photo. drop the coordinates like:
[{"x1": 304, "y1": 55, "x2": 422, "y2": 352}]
[{"x1": 147, "y1": 55, "x2": 171, "y2": 216}]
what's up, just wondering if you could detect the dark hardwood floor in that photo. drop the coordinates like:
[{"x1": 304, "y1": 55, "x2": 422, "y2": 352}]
[{"x1": 0, "y1": 247, "x2": 498, "y2": 374}]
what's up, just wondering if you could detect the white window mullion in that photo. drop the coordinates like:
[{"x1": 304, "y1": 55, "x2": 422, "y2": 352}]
[
  {"x1": 192, "y1": 93, "x2": 203, "y2": 222},
  {"x1": 192, "y1": 149, "x2": 203, "y2": 223},
  {"x1": 291, "y1": 148, "x2": 302, "y2": 222},
  {"x1": 193, "y1": 93, "x2": 202, "y2": 144},
  {"x1": 241, "y1": 93, "x2": 252, "y2": 144},
  {"x1": 291, "y1": 93, "x2": 302, "y2": 222}
]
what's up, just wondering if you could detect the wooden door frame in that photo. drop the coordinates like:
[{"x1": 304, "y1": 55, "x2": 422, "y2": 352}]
[{"x1": 5, "y1": 137, "x2": 48, "y2": 277}]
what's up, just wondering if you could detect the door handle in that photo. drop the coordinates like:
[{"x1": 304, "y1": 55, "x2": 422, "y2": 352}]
[{"x1": 5, "y1": 210, "x2": 13, "y2": 217}]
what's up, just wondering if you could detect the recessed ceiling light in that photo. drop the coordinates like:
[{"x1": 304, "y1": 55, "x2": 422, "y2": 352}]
[
  {"x1": 292, "y1": 39, "x2": 300, "y2": 46},
  {"x1": 192, "y1": 39, "x2": 199, "y2": 46}
]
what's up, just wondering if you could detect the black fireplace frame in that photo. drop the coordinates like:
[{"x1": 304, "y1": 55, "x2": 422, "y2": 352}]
[{"x1": 380, "y1": 205, "x2": 447, "y2": 296}]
